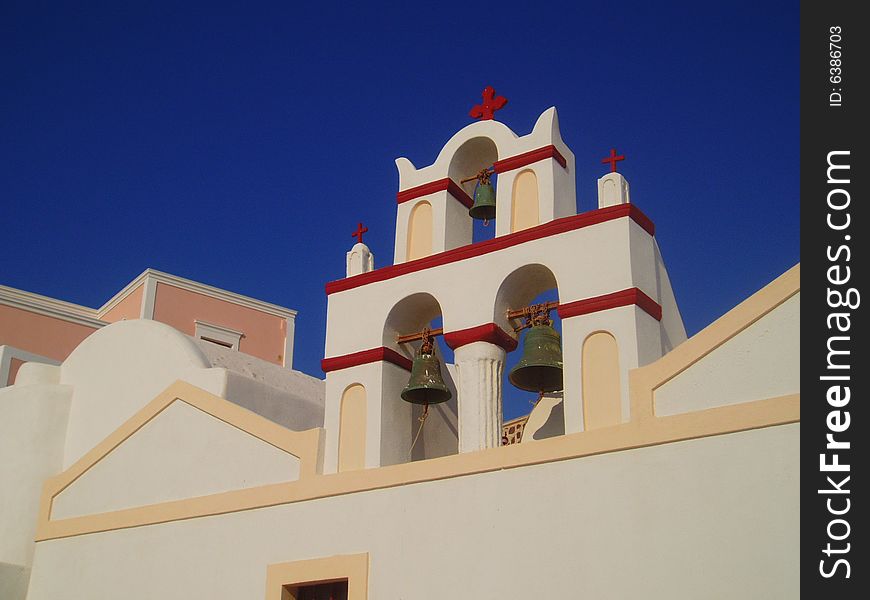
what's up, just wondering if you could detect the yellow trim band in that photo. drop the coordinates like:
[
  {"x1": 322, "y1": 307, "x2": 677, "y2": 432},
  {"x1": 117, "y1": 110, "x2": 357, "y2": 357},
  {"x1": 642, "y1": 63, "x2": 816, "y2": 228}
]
[{"x1": 36, "y1": 392, "x2": 798, "y2": 541}]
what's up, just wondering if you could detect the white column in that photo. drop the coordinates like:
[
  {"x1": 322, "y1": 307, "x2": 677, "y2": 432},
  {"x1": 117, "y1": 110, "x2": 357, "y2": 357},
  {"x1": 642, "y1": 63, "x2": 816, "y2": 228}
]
[{"x1": 454, "y1": 341, "x2": 505, "y2": 453}]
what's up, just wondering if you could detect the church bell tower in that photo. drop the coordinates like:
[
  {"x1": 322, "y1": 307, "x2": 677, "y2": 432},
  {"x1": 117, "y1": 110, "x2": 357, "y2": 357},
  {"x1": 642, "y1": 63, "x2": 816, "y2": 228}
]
[{"x1": 320, "y1": 89, "x2": 687, "y2": 475}]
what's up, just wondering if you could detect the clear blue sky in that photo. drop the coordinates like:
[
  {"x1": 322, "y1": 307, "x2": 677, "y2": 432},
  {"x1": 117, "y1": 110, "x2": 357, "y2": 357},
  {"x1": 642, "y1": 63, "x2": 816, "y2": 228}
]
[{"x1": 1, "y1": 2, "x2": 798, "y2": 417}]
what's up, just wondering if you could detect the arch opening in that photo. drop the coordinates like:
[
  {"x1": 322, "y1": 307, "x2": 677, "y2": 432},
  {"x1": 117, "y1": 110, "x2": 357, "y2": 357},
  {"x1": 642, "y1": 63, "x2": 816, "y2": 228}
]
[
  {"x1": 382, "y1": 293, "x2": 458, "y2": 463},
  {"x1": 447, "y1": 136, "x2": 498, "y2": 183},
  {"x1": 449, "y1": 137, "x2": 500, "y2": 246},
  {"x1": 495, "y1": 264, "x2": 562, "y2": 428}
]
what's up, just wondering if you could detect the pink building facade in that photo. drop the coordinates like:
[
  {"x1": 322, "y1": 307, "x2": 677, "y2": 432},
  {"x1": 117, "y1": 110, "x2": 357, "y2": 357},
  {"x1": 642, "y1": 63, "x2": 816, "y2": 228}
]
[{"x1": 0, "y1": 269, "x2": 297, "y2": 386}]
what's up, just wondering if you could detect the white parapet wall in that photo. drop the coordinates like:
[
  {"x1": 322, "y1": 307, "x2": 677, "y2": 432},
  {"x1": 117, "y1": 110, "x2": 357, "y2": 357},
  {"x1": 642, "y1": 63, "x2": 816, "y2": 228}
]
[
  {"x1": 655, "y1": 292, "x2": 800, "y2": 416},
  {"x1": 25, "y1": 423, "x2": 799, "y2": 599}
]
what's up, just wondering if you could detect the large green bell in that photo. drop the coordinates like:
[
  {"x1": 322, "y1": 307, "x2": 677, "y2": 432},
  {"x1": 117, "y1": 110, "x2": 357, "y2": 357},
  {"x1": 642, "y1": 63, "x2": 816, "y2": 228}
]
[
  {"x1": 509, "y1": 324, "x2": 564, "y2": 392},
  {"x1": 468, "y1": 180, "x2": 496, "y2": 222},
  {"x1": 401, "y1": 351, "x2": 452, "y2": 405}
]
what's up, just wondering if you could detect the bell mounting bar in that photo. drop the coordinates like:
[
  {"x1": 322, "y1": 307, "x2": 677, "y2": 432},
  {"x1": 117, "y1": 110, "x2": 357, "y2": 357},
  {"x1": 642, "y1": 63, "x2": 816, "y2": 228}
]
[
  {"x1": 396, "y1": 327, "x2": 444, "y2": 344},
  {"x1": 507, "y1": 301, "x2": 560, "y2": 332},
  {"x1": 460, "y1": 166, "x2": 494, "y2": 186},
  {"x1": 397, "y1": 327, "x2": 444, "y2": 355}
]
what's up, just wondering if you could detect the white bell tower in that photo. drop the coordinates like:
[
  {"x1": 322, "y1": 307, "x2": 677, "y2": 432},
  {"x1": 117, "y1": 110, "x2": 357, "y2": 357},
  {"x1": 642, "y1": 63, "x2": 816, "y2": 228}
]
[{"x1": 321, "y1": 92, "x2": 687, "y2": 476}]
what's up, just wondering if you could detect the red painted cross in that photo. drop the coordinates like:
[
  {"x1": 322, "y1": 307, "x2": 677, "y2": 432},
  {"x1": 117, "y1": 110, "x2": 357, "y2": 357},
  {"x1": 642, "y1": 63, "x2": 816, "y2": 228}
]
[
  {"x1": 352, "y1": 222, "x2": 368, "y2": 244},
  {"x1": 469, "y1": 86, "x2": 508, "y2": 120},
  {"x1": 601, "y1": 148, "x2": 625, "y2": 173}
]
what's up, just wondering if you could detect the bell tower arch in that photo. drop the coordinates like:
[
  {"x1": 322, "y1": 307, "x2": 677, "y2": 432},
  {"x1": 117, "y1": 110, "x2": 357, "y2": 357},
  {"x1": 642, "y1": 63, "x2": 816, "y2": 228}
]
[{"x1": 392, "y1": 107, "x2": 575, "y2": 264}]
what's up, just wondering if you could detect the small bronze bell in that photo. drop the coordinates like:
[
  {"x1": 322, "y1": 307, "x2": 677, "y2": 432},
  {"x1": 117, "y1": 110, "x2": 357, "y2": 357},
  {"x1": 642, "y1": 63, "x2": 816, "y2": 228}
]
[
  {"x1": 469, "y1": 179, "x2": 496, "y2": 222},
  {"x1": 462, "y1": 168, "x2": 496, "y2": 223},
  {"x1": 401, "y1": 348, "x2": 452, "y2": 405},
  {"x1": 509, "y1": 323, "x2": 564, "y2": 393}
]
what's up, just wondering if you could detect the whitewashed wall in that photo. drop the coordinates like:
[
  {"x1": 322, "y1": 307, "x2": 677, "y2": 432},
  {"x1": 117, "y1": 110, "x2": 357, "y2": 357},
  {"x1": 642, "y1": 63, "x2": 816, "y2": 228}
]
[
  {"x1": 0, "y1": 384, "x2": 71, "y2": 569},
  {"x1": 655, "y1": 293, "x2": 800, "y2": 416},
  {"x1": 59, "y1": 319, "x2": 225, "y2": 468},
  {"x1": 27, "y1": 424, "x2": 799, "y2": 600},
  {"x1": 51, "y1": 399, "x2": 301, "y2": 520}
]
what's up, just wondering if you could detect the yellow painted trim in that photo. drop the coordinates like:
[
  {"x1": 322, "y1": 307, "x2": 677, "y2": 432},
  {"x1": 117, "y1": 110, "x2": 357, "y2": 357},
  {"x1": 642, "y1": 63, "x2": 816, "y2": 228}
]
[
  {"x1": 35, "y1": 393, "x2": 798, "y2": 541},
  {"x1": 630, "y1": 263, "x2": 800, "y2": 421},
  {"x1": 582, "y1": 331, "x2": 621, "y2": 429},
  {"x1": 511, "y1": 169, "x2": 539, "y2": 232},
  {"x1": 36, "y1": 380, "x2": 322, "y2": 534},
  {"x1": 338, "y1": 384, "x2": 367, "y2": 472},
  {"x1": 406, "y1": 200, "x2": 433, "y2": 261},
  {"x1": 265, "y1": 553, "x2": 368, "y2": 600}
]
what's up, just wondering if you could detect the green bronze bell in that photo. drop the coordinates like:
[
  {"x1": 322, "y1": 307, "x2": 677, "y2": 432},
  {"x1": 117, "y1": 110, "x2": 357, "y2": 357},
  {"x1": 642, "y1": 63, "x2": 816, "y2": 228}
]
[
  {"x1": 401, "y1": 350, "x2": 452, "y2": 405},
  {"x1": 509, "y1": 323, "x2": 564, "y2": 393},
  {"x1": 468, "y1": 180, "x2": 497, "y2": 222}
]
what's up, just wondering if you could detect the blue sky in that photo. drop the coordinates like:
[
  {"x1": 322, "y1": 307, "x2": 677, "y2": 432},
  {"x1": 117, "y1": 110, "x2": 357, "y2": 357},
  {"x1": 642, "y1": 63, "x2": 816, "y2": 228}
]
[{"x1": 1, "y1": 2, "x2": 798, "y2": 417}]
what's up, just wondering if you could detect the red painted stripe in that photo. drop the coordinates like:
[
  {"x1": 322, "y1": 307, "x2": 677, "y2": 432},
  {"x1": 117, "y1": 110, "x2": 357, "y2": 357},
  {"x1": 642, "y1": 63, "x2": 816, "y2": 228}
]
[
  {"x1": 326, "y1": 204, "x2": 655, "y2": 295},
  {"x1": 627, "y1": 203, "x2": 655, "y2": 237},
  {"x1": 321, "y1": 346, "x2": 413, "y2": 373},
  {"x1": 493, "y1": 145, "x2": 567, "y2": 173},
  {"x1": 443, "y1": 323, "x2": 518, "y2": 352},
  {"x1": 557, "y1": 288, "x2": 662, "y2": 321},
  {"x1": 322, "y1": 291, "x2": 659, "y2": 373},
  {"x1": 396, "y1": 178, "x2": 474, "y2": 209}
]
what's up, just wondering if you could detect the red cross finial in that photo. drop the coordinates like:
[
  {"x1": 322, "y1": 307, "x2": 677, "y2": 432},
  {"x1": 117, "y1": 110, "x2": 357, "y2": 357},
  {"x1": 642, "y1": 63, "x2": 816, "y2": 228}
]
[
  {"x1": 352, "y1": 222, "x2": 368, "y2": 244},
  {"x1": 469, "y1": 86, "x2": 508, "y2": 120},
  {"x1": 601, "y1": 148, "x2": 626, "y2": 173}
]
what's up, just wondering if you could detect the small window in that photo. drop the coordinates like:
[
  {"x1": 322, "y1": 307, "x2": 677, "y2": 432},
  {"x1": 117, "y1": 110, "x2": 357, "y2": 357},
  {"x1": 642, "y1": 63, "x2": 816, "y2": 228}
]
[
  {"x1": 199, "y1": 336, "x2": 231, "y2": 348},
  {"x1": 295, "y1": 580, "x2": 349, "y2": 600},
  {"x1": 265, "y1": 554, "x2": 367, "y2": 600},
  {"x1": 194, "y1": 320, "x2": 244, "y2": 350}
]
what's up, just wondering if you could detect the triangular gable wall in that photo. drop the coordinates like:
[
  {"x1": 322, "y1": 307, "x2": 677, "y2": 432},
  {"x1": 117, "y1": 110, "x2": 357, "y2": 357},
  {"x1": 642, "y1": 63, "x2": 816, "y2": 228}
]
[{"x1": 39, "y1": 381, "x2": 321, "y2": 524}]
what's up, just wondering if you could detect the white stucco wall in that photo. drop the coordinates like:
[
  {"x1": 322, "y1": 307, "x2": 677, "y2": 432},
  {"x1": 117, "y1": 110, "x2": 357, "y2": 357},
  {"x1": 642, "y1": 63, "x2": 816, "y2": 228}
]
[
  {"x1": 655, "y1": 293, "x2": 800, "y2": 416},
  {"x1": 27, "y1": 424, "x2": 799, "y2": 599},
  {"x1": 51, "y1": 399, "x2": 301, "y2": 520},
  {"x1": 0, "y1": 345, "x2": 60, "y2": 389},
  {"x1": 60, "y1": 320, "x2": 226, "y2": 469},
  {"x1": 0, "y1": 383, "x2": 71, "y2": 567},
  {"x1": 195, "y1": 337, "x2": 325, "y2": 431},
  {"x1": 0, "y1": 562, "x2": 29, "y2": 600}
]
